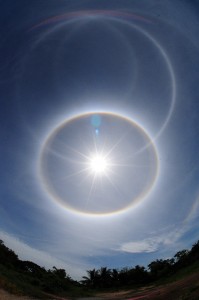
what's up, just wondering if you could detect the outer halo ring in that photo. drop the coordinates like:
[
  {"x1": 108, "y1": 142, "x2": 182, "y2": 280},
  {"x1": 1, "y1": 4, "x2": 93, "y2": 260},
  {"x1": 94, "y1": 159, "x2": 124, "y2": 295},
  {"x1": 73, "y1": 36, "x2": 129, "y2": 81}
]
[{"x1": 32, "y1": 11, "x2": 176, "y2": 142}]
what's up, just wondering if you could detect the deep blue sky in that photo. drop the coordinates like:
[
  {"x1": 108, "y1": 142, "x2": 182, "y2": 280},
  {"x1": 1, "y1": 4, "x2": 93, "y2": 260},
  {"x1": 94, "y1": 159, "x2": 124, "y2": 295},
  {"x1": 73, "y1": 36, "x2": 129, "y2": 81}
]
[{"x1": 1, "y1": 0, "x2": 199, "y2": 279}]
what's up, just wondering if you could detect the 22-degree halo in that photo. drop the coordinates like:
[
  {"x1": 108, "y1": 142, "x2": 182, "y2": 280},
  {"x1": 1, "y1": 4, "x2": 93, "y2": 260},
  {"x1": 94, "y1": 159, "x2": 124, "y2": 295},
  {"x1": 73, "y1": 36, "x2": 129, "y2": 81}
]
[{"x1": 39, "y1": 112, "x2": 159, "y2": 217}]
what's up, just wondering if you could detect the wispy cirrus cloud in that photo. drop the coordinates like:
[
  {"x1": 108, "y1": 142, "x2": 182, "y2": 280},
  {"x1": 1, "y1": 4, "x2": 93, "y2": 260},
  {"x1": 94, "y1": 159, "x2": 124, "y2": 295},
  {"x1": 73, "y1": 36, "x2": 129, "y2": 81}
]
[
  {"x1": 120, "y1": 239, "x2": 159, "y2": 253},
  {"x1": 119, "y1": 223, "x2": 192, "y2": 254}
]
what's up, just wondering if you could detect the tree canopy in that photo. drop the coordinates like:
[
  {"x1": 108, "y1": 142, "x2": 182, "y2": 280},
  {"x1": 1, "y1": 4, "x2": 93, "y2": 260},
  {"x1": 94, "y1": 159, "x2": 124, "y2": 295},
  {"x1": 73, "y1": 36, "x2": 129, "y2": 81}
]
[{"x1": 0, "y1": 238, "x2": 199, "y2": 294}]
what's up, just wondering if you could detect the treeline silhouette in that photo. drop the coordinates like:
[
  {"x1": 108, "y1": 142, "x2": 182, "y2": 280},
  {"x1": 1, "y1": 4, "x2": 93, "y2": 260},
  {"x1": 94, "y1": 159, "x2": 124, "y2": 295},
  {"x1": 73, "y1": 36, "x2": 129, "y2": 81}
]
[
  {"x1": 0, "y1": 239, "x2": 80, "y2": 297},
  {"x1": 0, "y1": 238, "x2": 199, "y2": 296},
  {"x1": 81, "y1": 241, "x2": 199, "y2": 289}
]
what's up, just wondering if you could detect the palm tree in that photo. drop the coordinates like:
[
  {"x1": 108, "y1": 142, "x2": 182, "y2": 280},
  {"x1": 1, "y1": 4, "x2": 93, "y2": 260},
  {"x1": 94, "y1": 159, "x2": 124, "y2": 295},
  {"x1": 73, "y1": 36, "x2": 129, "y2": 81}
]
[
  {"x1": 98, "y1": 267, "x2": 111, "y2": 288},
  {"x1": 81, "y1": 268, "x2": 99, "y2": 288},
  {"x1": 111, "y1": 269, "x2": 120, "y2": 287}
]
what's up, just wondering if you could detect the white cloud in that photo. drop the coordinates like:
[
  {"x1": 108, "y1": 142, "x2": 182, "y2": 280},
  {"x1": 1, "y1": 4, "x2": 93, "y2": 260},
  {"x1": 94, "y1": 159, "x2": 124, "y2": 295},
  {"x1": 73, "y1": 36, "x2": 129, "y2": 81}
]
[
  {"x1": 120, "y1": 238, "x2": 159, "y2": 253},
  {"x1": 119, "y1": 223, "x2": 191, "y2": 254}
]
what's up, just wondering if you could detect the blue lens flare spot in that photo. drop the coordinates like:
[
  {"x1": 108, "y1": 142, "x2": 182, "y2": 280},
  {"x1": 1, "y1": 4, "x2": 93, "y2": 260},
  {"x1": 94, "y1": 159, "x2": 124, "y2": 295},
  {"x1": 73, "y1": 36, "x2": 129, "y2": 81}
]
[{"x1": 91, "y1": 114, "x2": 101, "y2": 128}]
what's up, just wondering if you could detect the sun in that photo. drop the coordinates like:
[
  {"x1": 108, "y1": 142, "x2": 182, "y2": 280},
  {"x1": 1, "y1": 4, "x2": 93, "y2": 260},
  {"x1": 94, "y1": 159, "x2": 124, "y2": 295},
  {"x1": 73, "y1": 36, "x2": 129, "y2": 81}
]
[{"x1": 89, "y1": 153, "x2": 109, "y2": 175}]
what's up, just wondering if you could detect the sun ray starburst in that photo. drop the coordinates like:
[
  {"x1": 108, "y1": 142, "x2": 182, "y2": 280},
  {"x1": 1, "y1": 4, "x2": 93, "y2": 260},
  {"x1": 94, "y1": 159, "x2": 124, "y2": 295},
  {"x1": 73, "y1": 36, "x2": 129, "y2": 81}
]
[{"x1": 88, "y1": 153, "x2": 109, "y2": 175}]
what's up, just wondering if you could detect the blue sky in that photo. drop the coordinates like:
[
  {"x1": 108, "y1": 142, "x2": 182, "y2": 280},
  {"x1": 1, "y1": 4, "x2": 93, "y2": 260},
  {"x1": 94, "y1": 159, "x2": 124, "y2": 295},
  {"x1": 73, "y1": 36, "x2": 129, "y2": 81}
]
[{"x1": 1, "y1": 0, "x2": 199, "y2": 280}]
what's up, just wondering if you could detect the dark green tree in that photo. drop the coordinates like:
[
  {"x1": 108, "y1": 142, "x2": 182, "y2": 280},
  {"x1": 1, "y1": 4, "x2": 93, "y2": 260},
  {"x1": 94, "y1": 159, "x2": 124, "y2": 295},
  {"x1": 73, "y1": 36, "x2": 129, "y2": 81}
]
[
  {"x1": 118, "y1": 267, "x2": 129, "y2": 285},
  {"x1": 130, "y1": 265, "x2": 149, "y2": 284},
  {"x1": 174, "y1": 249, "x2": 189, "y2": 265},
  {"x1": 52, "y1": 266, "x2": 67, "y2": 279},
  {"x1": 0, "y1": 239, "x2": 19, "y2": 268},
  {"x1": 148, "y1": 259, "x2": 173, "y2": 280},
  {"x1": 190, "y1": 240, "x2": 199, "y2": 258},
  {"x1": 98, "y1": 267, "x2": 112, "y2": 288},
  {"x1": 81, "y1": 268, "x2": 99, "y2": 288},
  {"x1": 111, "y1": 269, "x2": 120, "y2": 287}
]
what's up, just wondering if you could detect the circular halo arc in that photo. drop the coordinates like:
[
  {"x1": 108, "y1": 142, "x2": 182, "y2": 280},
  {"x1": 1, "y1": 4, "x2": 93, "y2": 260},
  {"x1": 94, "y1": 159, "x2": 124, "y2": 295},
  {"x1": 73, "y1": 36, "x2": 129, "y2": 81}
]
[
  {"x1": 38, "y1": 111, "x2": 160, "y2": 217},
  {"x1": 33, "y1": 10, "x2": 176, "y2": 143}
]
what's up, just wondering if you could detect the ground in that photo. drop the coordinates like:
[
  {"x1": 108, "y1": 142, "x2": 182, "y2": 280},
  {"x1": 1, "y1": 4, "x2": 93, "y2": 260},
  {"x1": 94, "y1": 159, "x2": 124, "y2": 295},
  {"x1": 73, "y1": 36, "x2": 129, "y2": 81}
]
[
  {"x1": 97, "y1": 271, "x2": 199, "y2": 299},
  {"x1": 1, "y1": 271, "x2": 199, "y2": 300},
  {"x1": 0, "y1": 289, "x2": 36, "y2": 300}
]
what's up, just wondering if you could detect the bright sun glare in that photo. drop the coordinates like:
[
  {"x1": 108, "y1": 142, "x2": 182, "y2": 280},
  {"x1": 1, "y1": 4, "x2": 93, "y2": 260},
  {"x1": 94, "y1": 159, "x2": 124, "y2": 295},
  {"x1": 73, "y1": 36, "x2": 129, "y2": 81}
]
[{"x1": 89, "y1": 154, "x2": 108, "y2": 175}]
